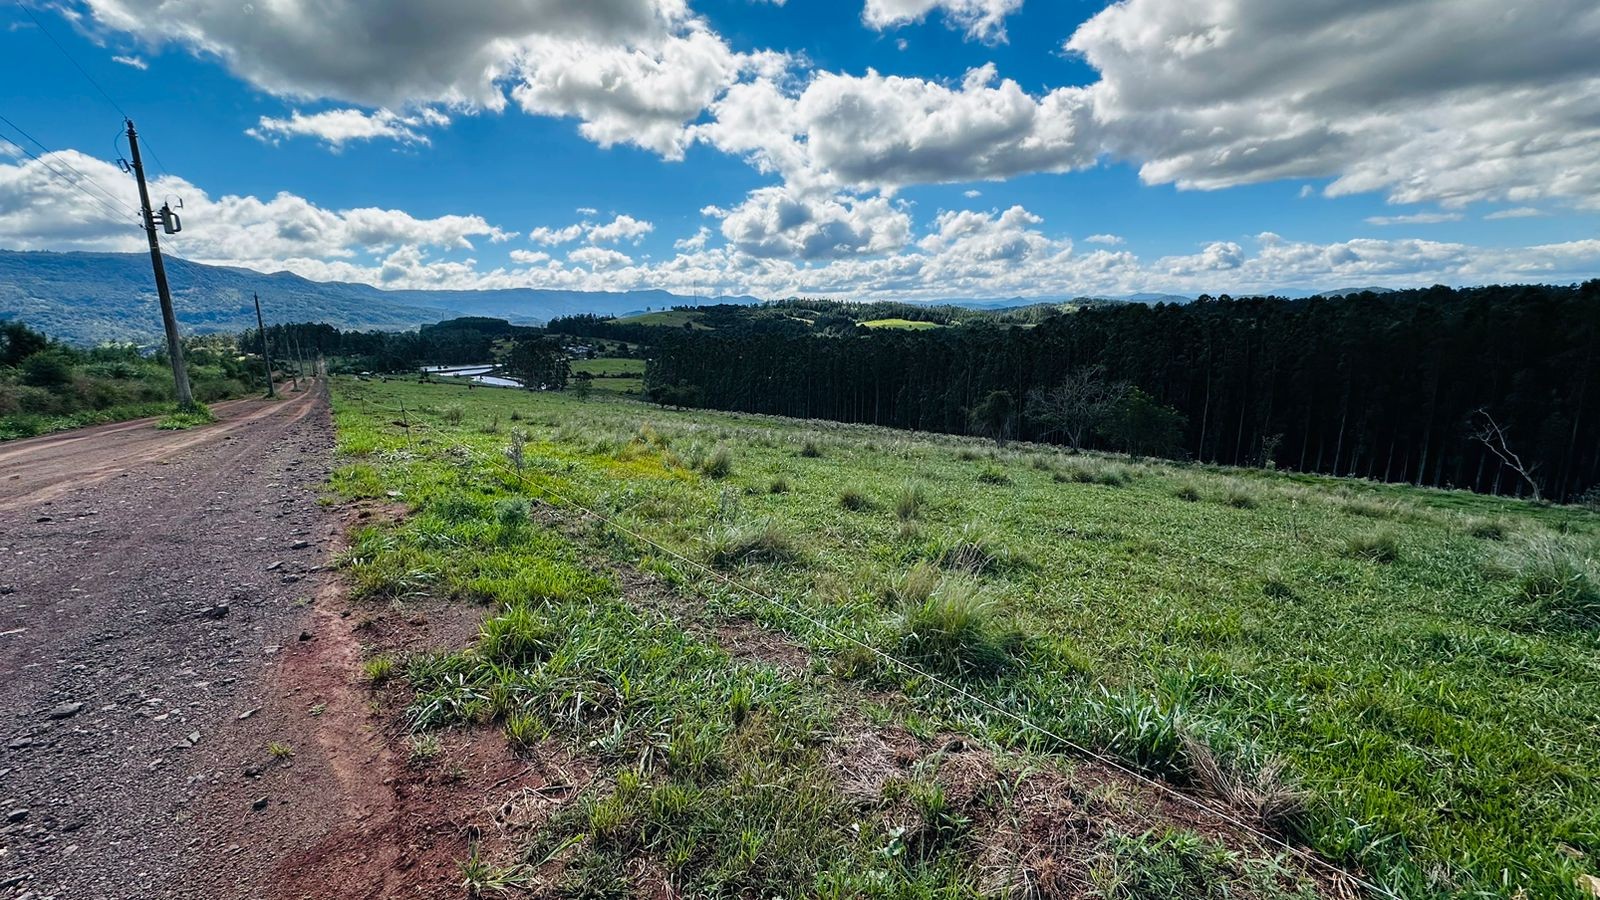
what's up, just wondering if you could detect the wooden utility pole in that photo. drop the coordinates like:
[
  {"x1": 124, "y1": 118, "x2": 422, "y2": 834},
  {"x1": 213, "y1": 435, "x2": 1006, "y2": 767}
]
[
  {"x1": 126, "y1": 119, "x2": 194, "y2": 408},
  {"x1": 252, "y1": 293, "x2": 275, "y2": 398}
]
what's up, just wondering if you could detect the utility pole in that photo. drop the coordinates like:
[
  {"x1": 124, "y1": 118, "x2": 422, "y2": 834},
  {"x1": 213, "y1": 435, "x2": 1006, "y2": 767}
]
[
  {"x1": 252, "y1": 293, "x2": 276, "y2": 398},
  {"x1": 126, "y1": 119, "x2": 194, "y2": 408}
]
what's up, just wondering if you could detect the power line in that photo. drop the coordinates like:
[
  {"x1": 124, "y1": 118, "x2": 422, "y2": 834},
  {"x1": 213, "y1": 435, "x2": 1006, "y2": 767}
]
[
  {"x1": 0, "y1": 115, "x2": 140, "y2": 225},
  {"x1": 14, "y1": 1, "x2": 130, "y2": 121},
  {"x1": 0, "y1": 112, "x2": 139, "y2": 218},
  {"x1": 353, "y1": 389, "x2": 1402, "y2": 900}
]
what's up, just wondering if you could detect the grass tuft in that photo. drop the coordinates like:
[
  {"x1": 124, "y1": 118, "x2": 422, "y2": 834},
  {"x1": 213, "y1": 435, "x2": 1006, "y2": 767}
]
[
  {"x1": 895, "y1": 482, "x2": 927, "y2": 522},
  {"x1": 838, "y1": 485, "x2": 874, "y2": 511},
  {"x1": 701, "y1": 444, "x2": 734, "y2": 479},
  {"x1": 1343, "y1": 528, "x2": 1400, "y2": 563},
  {"x1": 896, "y1": 578, "x2": 1019, "y2": 678},
  {"x1": 362, "y1": 654, "x2": 397, "y2": 684},
  {"x1": 708, "y1": 520, "x2": 801, "y2": 568}
]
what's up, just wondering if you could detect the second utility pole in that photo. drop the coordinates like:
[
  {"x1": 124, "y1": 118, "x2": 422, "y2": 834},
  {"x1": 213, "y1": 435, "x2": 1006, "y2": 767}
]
[
  {"x1": 252, "y1": 293, "x2": 275, "y2": 398},
  {"x1": 127, "y1": 118, "x2": 194, "y2": 408}
]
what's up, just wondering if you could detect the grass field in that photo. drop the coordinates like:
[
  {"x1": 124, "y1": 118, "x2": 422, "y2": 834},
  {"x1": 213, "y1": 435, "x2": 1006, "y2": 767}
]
[
  {"x1": 615, "y1": 310, "x2": 709, "y2": 329},
  {"x1": 572, "y1": 357, "x2": 647, "y2": 378},
  {"x1": 861, "y1": 318, "x2": 945, "y2": 330},
  {"x1": 329, "y1": 378, "x2": 1600, "y2": 899}
]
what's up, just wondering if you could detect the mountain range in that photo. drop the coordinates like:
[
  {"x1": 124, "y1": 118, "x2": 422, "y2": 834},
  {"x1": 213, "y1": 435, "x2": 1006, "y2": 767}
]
[
  {"x1": 0, "y1": 251, "x2": 758, "y2": 345},
  {"x1": 0, "y1": 250, "x2": 1398, "y2": 346}
]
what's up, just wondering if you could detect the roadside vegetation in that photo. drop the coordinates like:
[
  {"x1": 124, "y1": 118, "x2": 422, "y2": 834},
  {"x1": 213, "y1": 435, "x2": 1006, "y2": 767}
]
[
  {"x1": 0, "y1": 320, "x2": 253, "y2": 440},
  {"x1": 330, "y1": 377, "x2": 1599, "y2": 899}
]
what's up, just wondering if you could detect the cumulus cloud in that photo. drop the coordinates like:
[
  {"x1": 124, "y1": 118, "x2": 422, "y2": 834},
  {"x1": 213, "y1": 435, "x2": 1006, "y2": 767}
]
[
  {"x1": 78, "y1": 0, "x2": 685, "y2": 109},
  {"x1": 586, "y1": 214, "x2": 654, "y2": 244},
  {"x1": 530, "y1": 214, "x2": 655, "y2": 246},
  {"x1": 862, "y1": 0, "x2": 1022, "y2": 43},
  {"x1": 1066, "y1": 0, "x2": 1600, "y2": 209},
  {"x1": 708, "y1": 186, "x2": 912, "y2": 259},
  {"x1": 703, "y1": 64, "x2": 1094, "y2": 193},
  {"x1": 567, "y1": 246, "x2": 633, "y2": 270},
  {"x1": 1085, "y1": 233, "x2": 1124, "y2": 246},
  {"x1": 0, "y1": 148, "x2": 511, "y2": 270},
  {"x1": 247, "y1": 108, "x2": 449, "y2": 149}
]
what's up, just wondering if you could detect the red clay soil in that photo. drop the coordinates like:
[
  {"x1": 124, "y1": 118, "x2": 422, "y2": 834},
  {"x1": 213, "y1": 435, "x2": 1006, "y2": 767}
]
[{"x1": 0, "y1": 383, "x2": 530, "y2": 900}]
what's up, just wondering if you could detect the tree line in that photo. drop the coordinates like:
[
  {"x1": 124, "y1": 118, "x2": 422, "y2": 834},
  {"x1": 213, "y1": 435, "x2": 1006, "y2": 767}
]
[{"x1": 645, "y1": 283, "x2": 1600, "y2": 502}]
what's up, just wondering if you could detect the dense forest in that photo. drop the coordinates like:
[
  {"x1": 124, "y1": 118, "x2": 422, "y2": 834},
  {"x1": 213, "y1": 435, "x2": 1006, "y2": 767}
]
[{"x1": 644, "y1": 284, "x2": 1600, "y2": 502}]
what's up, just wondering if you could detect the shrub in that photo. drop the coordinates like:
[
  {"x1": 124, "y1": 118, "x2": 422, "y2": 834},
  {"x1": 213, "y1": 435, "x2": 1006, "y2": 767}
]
[
  {"x1": 897, "y1": 579, "x2": 1019, "y2": 677},
  {"x1": 701, "y1": 445, "x2": 734, "y2": 479},
  {"x1": 20, "y1": 350, "x2": 74, "y2": 388},
  {"x1": 707, "y1": 520, "x2": 800, "y2": 568},
  {"x1": 838, "y1": 485, "x2": 873, "y2": 511},
  {"x1": 895, "y1": 482, "x2": 926, "y2": 522},
  {"x1": 1343, "y1": 529, "x2": 1400, "y2": 563}
]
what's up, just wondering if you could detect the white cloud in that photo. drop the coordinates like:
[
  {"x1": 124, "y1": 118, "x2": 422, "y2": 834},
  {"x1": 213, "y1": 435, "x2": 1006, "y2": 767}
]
[
  {"x1": 576, "y1": 207, "x2": 599, "y2": 216},
  {"x1": 509, "y1": 27, "x2": 782, "y2": 158},
  {"x1": 530, "y1": 214, "x2": 655, "y2": 246},
  {"x1": 963, "y1": 189, "x2": 982, "y2": 198},
  {"x1": 1085, "y1": 234, "x2": 1124, "y2": 246},
  {"x1": 586, "y1": 214, "x2": 655, "y2": 244},
  {"x1": 78, "y1": 0, "x2": 687, "y2": 109},
  {"x1": 1484, "y1": 207, "x2": 1545, "y2": 220},
  {"x1": 1365, "y1": 212, "x2": 1464, "y2": 226},
  {"x1": 111, "y1": 54, "x2": 146, "y2": 69},
  {"x1": 568, "y1": 246, "x2": 633, "y2": 270},
  {"x1": 1066, "y1": 0, "x2": 1600, "y2": 210},
  {"x1": 703, "y1": 64, "x2": 1095, "y2": 193},
  {"x1": 862, "y1": 0, "x2": 1023, "y2": 43},
  {"x1": 530, "y1": 224, "x2": 586, "y2": 245},
  {"x1": 674, "y1": 226, "x2": 712, "y2": 251},
  {"x1": 247, "y1": 108, "x2": 448, "y2": 149},
  {"x1": 709, "y1": 186, "x2": 912, "y2": 259},
  {"x1": 508, "y1": 249, "x2": 550, "y2": 264}
]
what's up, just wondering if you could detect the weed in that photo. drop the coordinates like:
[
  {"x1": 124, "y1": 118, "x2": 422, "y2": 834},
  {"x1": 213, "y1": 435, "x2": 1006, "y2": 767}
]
[
  {"x1": 267, "y1": 741, "x2": 295, "y2": 760},
  {"x1": 800, "y1": 439, "x2": 824, "y2": 458},
  {"x1": 1509, "y1": 537, "x2": 1600, "y2": 630},
  {"x1": 929, "y1": 524, "x2": 1015, "y2": 574},
  {"x1": 882, "y1": 562, "x2": 942, "y2": 607},
  {"x1": 407, "y1": 733, "x2": 443, "y2": 767},
  {"x1": 1343, "y1": 529, "x2": 1400, "y2": 563},
  {"x1": 895, "y1": 482, "x2": 926, "y2": 521},
  {"x1": 441, "y1": 404, "x2": 464, "y2": 426},
  {"x1": 1175, "y1": 482, "x2": 1202, "y2": 502},
  {"x1": 838, "y1": 485, "x2": 873, "y2": 511},
  {"x1": 363, "y1": 654, "x2": 396, "y2": 684},
  {"x1": 1223, "y1": 484, "x2": 1259, "y2": 509},
  {"x1": 1466, "y1": 517, "x2": 1509, "y2": 540},
  {"x1": 769, "y1": 475, "x2": 791, "y2": 494},
  {"x1": 155, "y1": 405, "x2": 216, "y2": 431},
  {"x1": 897, "y1": 578, "x2": 1019, "y2": 677},
  {"x1": 701, "y1": 445, "x2": 734, "y2": 479},
  {"x1": 494, "y1": 497, "x2": 531, "y2": 528},
  {"x1": 478, "y1": 602, "x2": 556, "y2": 666},
  {"x1": 707, "y1": 520, "x2": 801, "y2": 568},
  {"x1": 977, "y1": 466, "x2": 1011, "y2": 485},
  {"x1": 505, "y1": 429, "x2": 528, "y2": 472}
]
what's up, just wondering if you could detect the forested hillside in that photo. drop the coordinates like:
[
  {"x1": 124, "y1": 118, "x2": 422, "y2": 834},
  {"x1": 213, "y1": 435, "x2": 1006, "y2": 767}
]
[{"x1": 645, "y1": 284, "x2": 1600, "y2": 502}]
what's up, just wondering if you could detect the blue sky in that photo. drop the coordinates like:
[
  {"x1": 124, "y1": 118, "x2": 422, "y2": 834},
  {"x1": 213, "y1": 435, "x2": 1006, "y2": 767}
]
[{"x1": 1, "y1": 0, "x2": 1597, "y2": 300}]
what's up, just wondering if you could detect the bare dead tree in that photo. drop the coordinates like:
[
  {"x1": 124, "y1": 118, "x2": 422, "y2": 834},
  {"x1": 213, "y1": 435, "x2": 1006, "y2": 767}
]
[
  {"x1": 1471, "y1": 408, "x2": 1542, "y2": 501},
  {"x1": 1026, "y1": 365, "x2": 1130, "y2": 451}
]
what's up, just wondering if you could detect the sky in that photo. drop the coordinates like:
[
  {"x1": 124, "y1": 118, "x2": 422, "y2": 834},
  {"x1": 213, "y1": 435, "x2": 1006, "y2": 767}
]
[{"x1": 1, "y1": 0, "x2": 1598, "y2": 301}]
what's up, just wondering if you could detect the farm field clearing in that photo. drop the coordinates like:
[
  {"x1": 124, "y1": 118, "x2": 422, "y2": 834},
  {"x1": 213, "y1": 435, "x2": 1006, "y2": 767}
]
[{"x1": 330, "y1": 378, "x2": 1599, "y2": 899}]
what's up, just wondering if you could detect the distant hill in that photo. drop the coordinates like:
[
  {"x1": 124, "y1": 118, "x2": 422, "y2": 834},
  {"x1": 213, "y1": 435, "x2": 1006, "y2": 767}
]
[{"x1": 0, "y1": 251, "x2": 758, "y2": 345}]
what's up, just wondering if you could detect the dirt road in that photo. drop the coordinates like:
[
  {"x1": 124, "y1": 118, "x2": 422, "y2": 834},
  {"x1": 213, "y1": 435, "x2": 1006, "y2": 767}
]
[{"x1": 0, "y1": 384, "x2": 362, "y2": 899}]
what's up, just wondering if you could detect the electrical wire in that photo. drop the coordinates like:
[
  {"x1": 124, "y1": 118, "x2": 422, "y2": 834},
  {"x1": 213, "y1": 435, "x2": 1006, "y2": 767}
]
[
  {"x1": 355, "y1": 388, "x2": 1403, "y2": 900},
  {"x1": 14, "y1": 1, "x2": 130, "y2": 121},
  {"x1": 0, "y1": 113, "x2": 140, "y2": 226}
]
